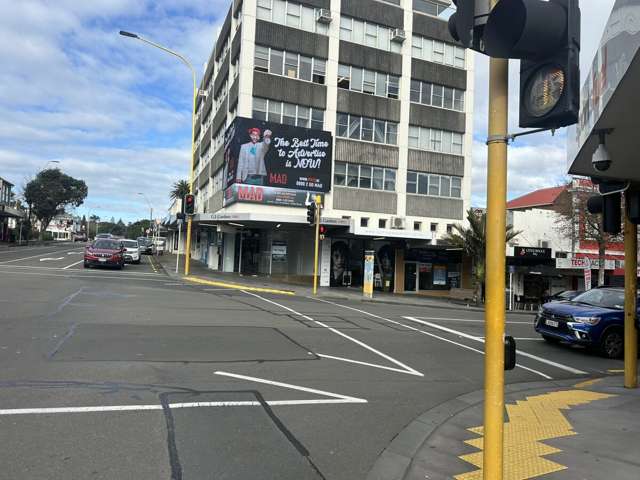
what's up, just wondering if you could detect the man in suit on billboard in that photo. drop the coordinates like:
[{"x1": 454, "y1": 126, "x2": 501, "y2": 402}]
[{"x1": 236, "y1": 127, "x2": 272, "y2": 184}]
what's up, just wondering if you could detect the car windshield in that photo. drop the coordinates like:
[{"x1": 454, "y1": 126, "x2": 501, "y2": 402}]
[
  {"x1": 92, "y1": 240, "x2": 121, "y2": 250},
  {"x1": 122, "y1": 241, "x2": 138, "y2": 248},
  {"x1": 571, "y1": 289, "x2": 625, "y2": 310}
]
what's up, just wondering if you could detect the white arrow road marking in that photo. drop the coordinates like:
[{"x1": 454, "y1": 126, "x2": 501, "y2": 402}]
[
  {"x1": 67, "y1": 251, "x2": 83, "y2": 255},
  {"x1": 242, "y1": 290, "x2": 423, "y2": 377},
  {"x1": 214, "y1": 371, "x2": 367, "y2": 404},
  {"x1": 39, "y1": 257, "x2": 65, "y2": 262},
  {"x1": 403, "y1": 317, "x2": 587, "y2": 375}
]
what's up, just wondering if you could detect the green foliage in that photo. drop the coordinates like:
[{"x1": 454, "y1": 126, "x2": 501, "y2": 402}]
[
  {"x1": 23, "y1": 168, "x2": 88, "y2": 239},
  {"x1": 170, "y1": 179, "x2": 190, "y2": 203},
  {"x1": 125, "y1": 219, "x2": 151, "y2": 239}
]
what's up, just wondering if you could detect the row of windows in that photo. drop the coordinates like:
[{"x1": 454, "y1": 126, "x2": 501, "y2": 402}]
[
  {"x1": 413, "y1": 0, "x2": 451, "y2": 18},
  {"x1": 252, "y1": 97, "x2": 325, "y2": 130},
  {"x1": 257, "y1": 0, "x2": 329, "y2": 34},
  {"x1": 360, "y1": 217, "x2": 454, "y2": 234},
  {"x1": 410, "y1": 80, "x2": 465, "y2": 112},
  {"x1": 408, "y1": 126, "x2": 464, "y2": 155},
  {"x1": 334, "y1": 162, "x2": 397, "y2": 192},
  {"x1": 336, "y1": 113, "x2": 398, "y2": 146},
  {"x1": 254, "y1": 46, "x2": 326, "y2": 84},
  {"x1": 407, "y1": 171, "x2": 462, "y2": 198},
  {"x1": 339, "y1": 16, "x2": 403, "y2": 54},
  {"x1": 337, "y1": 64, "x2": 399, "y2": 99},
  {"x1": 412, "y1": 35, "x2": 466, "y2": 69}
]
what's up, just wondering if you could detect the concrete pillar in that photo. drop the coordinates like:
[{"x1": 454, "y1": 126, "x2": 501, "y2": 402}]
[{"x1": 394, "y1": 248, "x2": 405, "y2": 293}]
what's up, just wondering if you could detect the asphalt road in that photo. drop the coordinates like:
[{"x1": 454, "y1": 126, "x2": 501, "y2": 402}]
[{"x1": 0, "y1": 243, "x2": 623, "y2": 479}]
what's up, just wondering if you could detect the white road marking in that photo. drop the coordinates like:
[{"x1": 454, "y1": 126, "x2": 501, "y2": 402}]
[
  {"x1": 403, "y1": 317, "x2": 587, "y2": 375},
  {"x1": 0, "y1": 247, "x2": 80, "y2": 264},
  {"x1": 414, "y1": 316, "x2": 532, "y2": 325},
  {"x1": 317, "y1": 354, "x2": 422, "y2": 375},
  {"x1": 67, "y1": 251, "x2": 82, "y2": 255},
  {"x1": 39, "y1": 257, "x2": 65, "y2": 262},
  {"x1": 0, "y1": 269, "x2": 170, "y2": 283},
  {"x1": 215, "y1": 371, "x2": 367, "y2": 403},
  {"x1": 62, "y1": 260, "x2": 84, "y2": 270},
  {"x1": 0, "y1": 264, "x2": 162, "y2": 276},
  {"x1": 311, "y1": 298, "x2": 552, "y2": 380},
  {"x1": 242, "y1": 291, "x2": 423, "y2": 377}
]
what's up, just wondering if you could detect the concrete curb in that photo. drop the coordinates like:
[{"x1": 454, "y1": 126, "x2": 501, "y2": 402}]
[{"x1": 365, "y1": 377, "x2": 588, "y2": 480}]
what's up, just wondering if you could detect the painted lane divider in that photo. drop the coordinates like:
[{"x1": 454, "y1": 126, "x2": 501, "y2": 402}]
[{"x1": 39, "y1": 257, "x2": 65, "y2": 262}]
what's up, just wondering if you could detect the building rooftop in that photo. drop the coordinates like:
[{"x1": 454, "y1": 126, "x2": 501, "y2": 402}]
[
  {"x1": 506, "y1": 186, "x2": 566, "y2": 210},
  {"x1": 0, "y1": 177, "x2": 14, "y2": 187}
]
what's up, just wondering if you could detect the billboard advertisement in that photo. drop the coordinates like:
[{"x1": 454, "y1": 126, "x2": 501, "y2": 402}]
[
  {"x1": 223, "y1": 116, "x2": 333, "y2": 193},
  {"x1": 223, "y1": 184, "x2": 324, "y2": 208}
]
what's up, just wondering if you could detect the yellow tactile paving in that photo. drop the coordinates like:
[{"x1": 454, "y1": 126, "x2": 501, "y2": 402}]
[
  {"x1": 184, "y1": 275, "x2": 296, "y2": 295},
  {"x1": 455, "y1": 389, "x2": 614, "y2": 480}
]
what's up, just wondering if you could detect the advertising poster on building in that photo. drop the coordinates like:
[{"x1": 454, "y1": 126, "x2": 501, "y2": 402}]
[
  {"x1": 363, "y1": 250, "x2": 375, "y2": 299},
  {"x1": 271, "y1": 241, "x2": 287, "y2": 263},
  {"x1": 320, "y1": 241, "x2": 331, "y2": 287},
  {"x1": 330, "y1": 241, "x2": 349, "y2": 287},
  {"x1": 433, "y1": 265, "x2": 447, "y2": 286},
  {"x1": 584, "y1": 267, "x2": 592, "y2": 291},
  {"x1": 223, "y1": 116, "x2": 333, "y2": 193},
  {"x1": 223, "y1": 184, "x2": 324, "y2": 208}
]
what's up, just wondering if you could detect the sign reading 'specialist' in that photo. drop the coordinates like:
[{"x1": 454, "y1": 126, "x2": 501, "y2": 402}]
[{"x1": 223, "y1": 116, "x2": 333, "y2": 193}]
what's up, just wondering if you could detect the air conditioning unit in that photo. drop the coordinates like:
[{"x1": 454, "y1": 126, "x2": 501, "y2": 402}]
[
  {"x1": 316, "y1": 9, "x2": 332, "y2": 24},
  {"x1": 391, "y1": 217, "x2": 406, "y2": 229},
  {"x1": 391, "y1": 28, "x2": 406, "y2": 43}
]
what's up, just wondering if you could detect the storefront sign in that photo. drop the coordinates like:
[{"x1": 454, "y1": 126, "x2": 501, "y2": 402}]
[
  {"x1": 223, "y1": 184, "x2": 324, "y2": 208},
  {"x1": 556, "y1": 257, "x2": 616, "y2": 270},
  {"x1": 514, "y1": 246, "x2": 551, "y2": 258},
  {"x1": 584, "y1": 268, "x2": 592, "y2": 291},
  {"x1": 363, "y1": 250, "x2": 375, "y2": 299},
  {"x1": 223, "y1": 116, "x2": 333, "y2": 192},
  {"x1": 271, "y1": 241, "x2": 287, "y2": 262},
  {"x1": 320, "y1": 241, "x2": 331, "y2": 287},
  {"x1": 433, "y1": 265, "x2": 447, "y2": 286}
]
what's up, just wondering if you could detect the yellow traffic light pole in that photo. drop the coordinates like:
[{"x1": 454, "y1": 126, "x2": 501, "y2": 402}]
[
  {"x1": 184, "y1": 84, "x2": 197, "y2": 276},
  {"x1": 623, "y1": 211, "x2": 638, "y2": 388},
  {"x1": 312, "y1": 196, "x2": 321, "y2": 295},
  {"x1": 483, "y1": 53, "x2": 509, "y2": 479}
]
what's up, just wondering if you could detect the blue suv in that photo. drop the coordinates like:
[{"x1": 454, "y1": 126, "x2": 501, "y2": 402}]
[{"x1": 535, "y1": 287, "x2": 639, "y2": 359}]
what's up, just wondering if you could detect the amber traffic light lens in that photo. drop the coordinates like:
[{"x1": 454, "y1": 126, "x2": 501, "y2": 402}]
[{"x1": 525, "y1": 65, "x2": 565, "y2": 118}]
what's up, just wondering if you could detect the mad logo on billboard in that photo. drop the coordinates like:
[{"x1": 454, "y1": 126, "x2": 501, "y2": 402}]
[{"x1": 237, "y1": 185, "x2": 264, "y2": 202}]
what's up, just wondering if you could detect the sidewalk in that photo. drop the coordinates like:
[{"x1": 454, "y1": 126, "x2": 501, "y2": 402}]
[
  {"x1": 366, "y1": 374, "x2": 640, "y2": 480},
  {"x1": 153, "y1": 253, "x2": 527, "y2": 314}
]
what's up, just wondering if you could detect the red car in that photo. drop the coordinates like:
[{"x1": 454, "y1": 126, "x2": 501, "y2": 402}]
[{"x1": 84, "y1": 239, "x2": 125, "y2": 269}]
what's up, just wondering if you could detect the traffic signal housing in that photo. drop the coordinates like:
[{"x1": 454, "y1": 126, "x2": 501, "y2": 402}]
[
  {"x1": 306, "y1": 203, "x2": 316, "y2": 226},
  {"x1": 184, "y1": 194, "x2": 195, "y2": 215},
  {"x1": 587, "y1": 192, "x2": 621, "y2": 236}
]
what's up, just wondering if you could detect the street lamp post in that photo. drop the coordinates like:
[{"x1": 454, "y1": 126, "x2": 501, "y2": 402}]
[
  {"x1": 137, "y1": 193, "x2": 153, "y2": 237},
  {"x1": 120, "y1": 30, "x2": 197, "y2": 276}
]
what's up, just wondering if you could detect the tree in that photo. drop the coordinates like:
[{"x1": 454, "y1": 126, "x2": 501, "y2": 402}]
[
  {"x1": 170, "y1": 179, "x2": 190, "y2": 206},
  {"x1": 554, "y1": 181, "x2": 621, "y2": 286},
  {"x1": 442, "y1": 209, "x2": 521, "y2": 305},
  {"x1": 125, "y1": 219, "x2": 151, "y2": 239},
  {"x1": 23, "y1": 169, "x2": 88, "y2": 240},
  {"x1": 111, "y1": 219, "x2": 126, "y2": 237}
]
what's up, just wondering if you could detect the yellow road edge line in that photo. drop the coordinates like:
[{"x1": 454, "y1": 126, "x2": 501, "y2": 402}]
[
  {"x1": 184, "y1": 276, "x2": 295, "y2": 296},
  {"x1": 574, "y1": 378, "x2": 603, "y2": 389},
  {"x1": 607, "y1": 369, "x2": 625, "y2": 373}
]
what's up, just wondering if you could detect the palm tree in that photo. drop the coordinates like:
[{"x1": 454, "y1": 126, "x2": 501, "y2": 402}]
[
  {"x1": 442, "y1": 209, "x2": 521, "y2": 305},
  {"x1": 170, "y1": 180, "x2": 190, "y2": 202}
]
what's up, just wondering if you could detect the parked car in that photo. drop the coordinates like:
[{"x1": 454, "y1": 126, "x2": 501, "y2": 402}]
[
  {"x1": 73, "y1": 232, "x2": 87, "y2": 242},
  {"x1": 544, "y1": 290, "x2": 584, "y2": 303},
  {"x1": 121, "y1": 239, "x2": 141, "y2": 264},
  {"x1": 137, "y1": 237, "x2": 153, "y2": 254},
  {"x1": 95, "y1": 233, "x2": 112, "y2": 239},
  {"x1": 153, "y1": 237, "x2": 166, "y2": 255},
  {"x1": 535, "y1": 287, "x2": 639, "y2": 359},
  {"x1": 84, "y1": 239, "x2": 125, "y2": 269}
]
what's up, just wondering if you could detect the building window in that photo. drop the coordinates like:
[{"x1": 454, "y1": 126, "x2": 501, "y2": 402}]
[
  {"x1": 257, "y1": 0, "x2": 329, "y2": 34},
  {"x1": 337, "y1": 64, "x2": 400, "y2": 99},
  {"x1": 336, "y1": 113, "x2": 398, "y2": 146},
  {"x1": 408, "y1": 125, "x2": 464, "y2": 155},
  {"x1": 339, "y1": 15, "x2": 402, "y2": 53},
  {"x1": 410, "y1": 80, "x2": 465, "y2": 112},
  {"x1": 414, "y1": 221, "x2": 421, "y2": 231},
  {"x1": 412, "y1": 34, "x2": 466, "y2": 69},
  {"x1": 379, "y1": 219, "x2": 387, "y2": 229},
  {"x1": 446, "y1": 224, "x2": 453, "y2": 234},
  {"x1": 253, "y1": 97, "x2": 324, "y2": 129},
  {"x1": 361, "y1": 217, "x2": 369, "y2": 227},
  {"x1": 406, "y1": 171, "x2": 462, "y2": 199},
  {"x1": 334, "y1": 162, "x2": 396, "y2": 192},
  {"x1": 255, "y1": 46, "x2": 326, "y2": 85},
  {"x1": 430, "y1": 223, "x2": 438, "y2": 232}
]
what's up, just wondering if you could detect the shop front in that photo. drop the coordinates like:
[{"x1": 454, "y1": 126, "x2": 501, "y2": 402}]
[{"x1": 402, "y1": 247, "x2": 462, "y2": 293}]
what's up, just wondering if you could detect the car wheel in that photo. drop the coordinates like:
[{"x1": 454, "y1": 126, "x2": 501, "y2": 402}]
[
  {"x1": 542, "y1": 334, "x2": 559, "y2": 343},
  {"x1": 599, "y1": 329, "x2": 624, "y2": 359}
]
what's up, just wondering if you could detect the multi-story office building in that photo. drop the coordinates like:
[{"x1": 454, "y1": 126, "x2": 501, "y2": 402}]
[{"x1": 168, "y1": 0, "x2": 474, "y2": 293}]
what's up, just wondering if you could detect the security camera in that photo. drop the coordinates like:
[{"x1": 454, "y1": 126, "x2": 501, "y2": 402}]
[{"x1": 592, "y1": 143, "x2": 611, "y2": 172}]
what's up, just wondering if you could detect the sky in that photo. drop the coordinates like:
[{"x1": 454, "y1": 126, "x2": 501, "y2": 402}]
[{"x1": 0, "y1": 0, "x2": 616, "y2": 222}]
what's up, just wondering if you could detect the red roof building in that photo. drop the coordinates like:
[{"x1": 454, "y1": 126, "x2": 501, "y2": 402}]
[{"x1": 506, "y1": 186, "x2": 566, "y2": 210}]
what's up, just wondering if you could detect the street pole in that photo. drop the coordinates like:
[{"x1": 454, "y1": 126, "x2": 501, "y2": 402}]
[
  {"x1": 176, "y1": 220, "x2": 182, "y2": 274},
  {"x1": 483, "y1": 53, "x2": 509, "y2": 479},
  {"x1": 312, "y1": 196, "x2": 321, "y2": 295},
  {"x1": 623, "y1": 212, "x2": 638, "y2": 389}
]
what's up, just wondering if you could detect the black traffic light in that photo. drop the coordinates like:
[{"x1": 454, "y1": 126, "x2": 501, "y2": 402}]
[
  {"x1": 184, "y1": 194, "x2": 195, "y2": 215},
  {"x1": 306, "y1": 203, "x2": 316, "y2": 226},
  {"x1": 448, "y1": 1, "x2": 476, "y2": 50},
  {"x1": 484, "y1": 0, "x2": 580, "y2": 128},
  {"x1": 504, "y1": 336, "x2": 516, "y2": 371},
  {"x1": 587, "y1": 192, "x2": 621, "y2": 235},
  {"x1": 626, "y1": 190, "x2": 640, "y2": 225}
]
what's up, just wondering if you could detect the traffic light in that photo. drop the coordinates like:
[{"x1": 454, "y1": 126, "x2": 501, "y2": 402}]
[
  {"x1": 626, "y1": 190, "x2": 640, "y2": 225},
  {"x1": 306, "y1": 203, "x2": 316, "y2": 226},
  {"x1": 587, "y1": 192, "x2": 621, "y2": 235},
  {"x1": 184, "y1": 194, "x2": 195, "y2": 215},
  {"x1": 448, "y1": 0, "x2": 581, "y2": 129}
]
